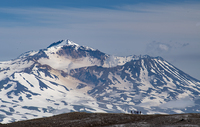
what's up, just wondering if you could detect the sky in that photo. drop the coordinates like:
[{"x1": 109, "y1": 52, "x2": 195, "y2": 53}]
[{"x1": 0, "y1": 0, "x2": 200, "y2": 79}]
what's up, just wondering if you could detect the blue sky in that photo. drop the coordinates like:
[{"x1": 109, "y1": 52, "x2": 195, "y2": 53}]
[
  {"x1": 0, "y1": 0, "x2": 200, "y2": 79},
  {"x1": 0, "y1": 0, "x2": 190, "y2": 8}
]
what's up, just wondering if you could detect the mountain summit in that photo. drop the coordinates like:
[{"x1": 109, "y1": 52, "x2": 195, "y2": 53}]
[
  {"x1": 47, "y1": 40, "x2": 79, "y2": 48},
  {"x1": 0, "y1": 40, "x2": 200, "y2": 123}
]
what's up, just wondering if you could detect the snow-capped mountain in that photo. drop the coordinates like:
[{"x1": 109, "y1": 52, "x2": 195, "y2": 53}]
[{"x1": 0, "y1": 40, "x2": 200, "y2": 123}]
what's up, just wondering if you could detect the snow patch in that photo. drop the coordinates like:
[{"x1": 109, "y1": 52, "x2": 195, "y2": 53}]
[{"x1": 159, "y1": 97, "x2": 195, "y2": 109}]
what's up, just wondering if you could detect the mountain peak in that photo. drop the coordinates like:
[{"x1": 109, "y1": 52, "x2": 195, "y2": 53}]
[{"x1": 47, "y1": 39, "x2": 79, "y2": 48}]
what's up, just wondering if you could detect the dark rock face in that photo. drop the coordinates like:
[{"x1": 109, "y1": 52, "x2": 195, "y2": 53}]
[
  {"x1": 57, "y1": 45, "x2": 107, "y2": 65},
  {"x1": 47, "y1": 40, "x2": 64, "y2": 48},
  {"x1": 76, "y1": 83, "x2": 87, "y2": 89},
  {"x1": 21, "y1": 50, "x2": 49, "y2": 62},
  {"x1": 30, "y1": 50, "x2": 49, "y2": 61}
]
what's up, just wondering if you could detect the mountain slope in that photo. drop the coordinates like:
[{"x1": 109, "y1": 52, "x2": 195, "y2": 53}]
[
  {"x1": 70, "y1": 56, "x2": 200, "y2": 113},
  {"x1": 0, "y1": 40, "x2": 200, "y2": 123}
]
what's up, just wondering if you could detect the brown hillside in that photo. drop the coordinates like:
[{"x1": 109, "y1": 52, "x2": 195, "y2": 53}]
[{"x1": 1, "y1": 112, "x2": 200, "y2": 127}]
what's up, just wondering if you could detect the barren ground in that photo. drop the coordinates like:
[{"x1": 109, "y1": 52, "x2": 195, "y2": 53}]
[{"x1": 1, "y1": 112, "x2": 200, "y2": 127}]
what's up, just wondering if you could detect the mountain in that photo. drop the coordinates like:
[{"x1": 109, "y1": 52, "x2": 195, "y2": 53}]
[{"x1": 0, "y1": 39, "x2": 200, "y2": 123}]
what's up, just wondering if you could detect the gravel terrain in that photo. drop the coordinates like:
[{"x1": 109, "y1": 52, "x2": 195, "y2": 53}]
[{"x1": 1, "y1": 112, "x2": 200, "y2": 127}]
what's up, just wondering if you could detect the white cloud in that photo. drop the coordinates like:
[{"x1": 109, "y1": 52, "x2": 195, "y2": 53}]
[
  {"x1": 105, "y1": 55, "x2": 119, "y2": 67},
  {"x1": 145, "y1": 41, "x2": 191, "y2": 56}
]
